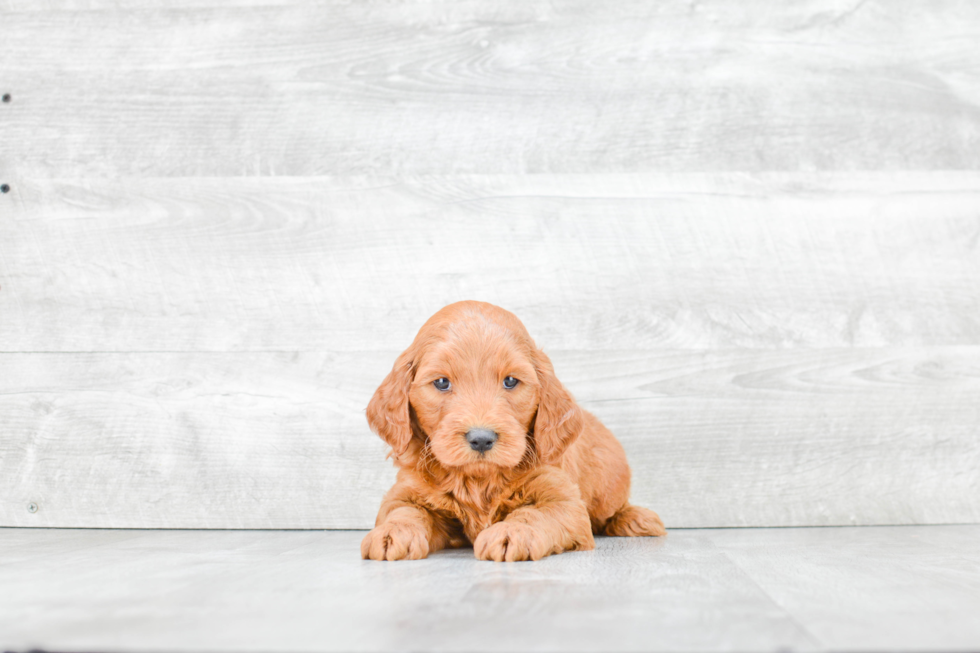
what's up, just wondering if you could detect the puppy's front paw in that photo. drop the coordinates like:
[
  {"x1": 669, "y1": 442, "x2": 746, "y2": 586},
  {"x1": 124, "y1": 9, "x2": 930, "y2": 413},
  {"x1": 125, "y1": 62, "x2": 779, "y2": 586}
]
[
  {"x1": 361, "y1": 521, "x2": 430, "y2": 561},
  {"x1": 474, "y1": 521, "x2": 552, "y2": 562}
]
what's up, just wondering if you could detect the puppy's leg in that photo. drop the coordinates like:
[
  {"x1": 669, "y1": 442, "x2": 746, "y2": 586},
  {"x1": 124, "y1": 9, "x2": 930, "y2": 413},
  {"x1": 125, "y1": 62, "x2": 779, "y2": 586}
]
[
  {"x1": 603, "y1": 504, "x2": 666, "y2": 537},
  {"x1": 474, "y1": 468, "x2": 595, "y2": 562},
  {"x1": 362, "y1": 481, "x2": 457, "y2": 561}
]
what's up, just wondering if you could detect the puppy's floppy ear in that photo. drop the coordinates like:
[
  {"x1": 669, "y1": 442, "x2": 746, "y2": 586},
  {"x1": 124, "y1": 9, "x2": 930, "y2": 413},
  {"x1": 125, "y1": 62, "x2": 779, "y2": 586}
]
[
  {"x1": 531, "y1": 349, "x2": 584, "y2": 464},
  {"x1": 366, "y1": 347, "x2": 416, "y2": 456}
]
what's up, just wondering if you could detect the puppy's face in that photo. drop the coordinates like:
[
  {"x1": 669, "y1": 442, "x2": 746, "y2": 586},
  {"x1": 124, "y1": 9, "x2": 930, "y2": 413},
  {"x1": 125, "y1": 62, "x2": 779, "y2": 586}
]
[
  {"x1": 367, "y1": 301, "x2": 583, "y2": 475},
  {"x1": 409, "y1": 324, "x2": 539, "y2": 472}
]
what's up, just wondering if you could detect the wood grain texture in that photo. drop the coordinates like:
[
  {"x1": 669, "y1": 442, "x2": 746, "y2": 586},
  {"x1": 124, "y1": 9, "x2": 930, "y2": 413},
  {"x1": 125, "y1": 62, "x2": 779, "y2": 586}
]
[
  {"x1": 3, "y1": 173, "x2": 979, "y2": 352},
  {"x1": 2, "y1": 1, "x2": 979, "y2": 531},
  {"x1": 1, "y1": 1, "x2": 979, "y2": 177},
  {"x1": 2, "y1": 527, "x2": 979, "y2": 652},
  {"x1": 2, "y1": 347, "x2": 978, "y2": 529}
]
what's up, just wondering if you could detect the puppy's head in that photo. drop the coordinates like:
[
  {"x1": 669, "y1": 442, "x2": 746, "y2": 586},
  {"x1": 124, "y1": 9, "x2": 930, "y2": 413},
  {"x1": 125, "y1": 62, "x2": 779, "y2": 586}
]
[{"x1": 366, "y1": 301, "x2": 583, "y2": 475}]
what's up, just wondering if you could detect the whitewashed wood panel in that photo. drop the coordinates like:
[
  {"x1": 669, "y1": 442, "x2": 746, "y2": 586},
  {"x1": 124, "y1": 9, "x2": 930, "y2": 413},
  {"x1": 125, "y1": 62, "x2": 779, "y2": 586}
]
[
  {"x1": 2, "y1": 347, "x2": 978, "y2": 529},
  {"x1": 2, "y1": 173, "x2": 979, "y2": 352},
  {"x1": 1, "y1": 1, "x2": 979, "y2": 177},
  {"x1": 2, "y1": 0, "x2": 979, "y2": 533}
]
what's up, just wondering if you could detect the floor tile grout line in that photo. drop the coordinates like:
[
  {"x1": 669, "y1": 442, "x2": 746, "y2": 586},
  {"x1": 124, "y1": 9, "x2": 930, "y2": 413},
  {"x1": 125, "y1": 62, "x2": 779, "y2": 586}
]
[{"x1": 706, "y1": 532, "x2": 828, "y2": 651}]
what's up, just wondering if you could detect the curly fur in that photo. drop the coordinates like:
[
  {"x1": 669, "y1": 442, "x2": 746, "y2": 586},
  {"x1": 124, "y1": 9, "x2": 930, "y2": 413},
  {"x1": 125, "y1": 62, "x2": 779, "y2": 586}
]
[{"x1": 362, "y1": 301, "x2": 665, "y2": 562}]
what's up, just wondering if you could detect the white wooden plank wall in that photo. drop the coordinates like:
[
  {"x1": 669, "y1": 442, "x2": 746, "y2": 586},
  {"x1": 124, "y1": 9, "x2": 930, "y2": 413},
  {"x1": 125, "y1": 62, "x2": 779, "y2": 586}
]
[{"x1": 1, "y1": 1, "x2": 978, "y2": 529}]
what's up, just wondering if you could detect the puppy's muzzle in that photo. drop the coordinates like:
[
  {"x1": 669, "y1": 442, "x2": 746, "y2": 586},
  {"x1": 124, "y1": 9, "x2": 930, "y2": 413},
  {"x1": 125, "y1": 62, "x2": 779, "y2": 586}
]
[{"x1": 465, "y1": 428, "x2": 497, "y2": 453}]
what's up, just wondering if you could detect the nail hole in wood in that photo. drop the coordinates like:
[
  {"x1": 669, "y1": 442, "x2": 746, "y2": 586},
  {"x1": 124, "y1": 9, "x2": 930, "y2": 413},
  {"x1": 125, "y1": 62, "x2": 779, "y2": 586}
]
[
  {"x1": 0, "y1": 184, "x2": 9, "y2": 194},
  {"x1": 1, "y1": 94, "x2": 10, "y2": 103}
]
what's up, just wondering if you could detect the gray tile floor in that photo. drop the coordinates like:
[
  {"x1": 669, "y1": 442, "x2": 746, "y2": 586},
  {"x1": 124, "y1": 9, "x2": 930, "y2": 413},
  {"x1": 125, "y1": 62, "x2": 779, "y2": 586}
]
[{"x1": 2, "y1": 526, "x2": 979, "y2": 652}]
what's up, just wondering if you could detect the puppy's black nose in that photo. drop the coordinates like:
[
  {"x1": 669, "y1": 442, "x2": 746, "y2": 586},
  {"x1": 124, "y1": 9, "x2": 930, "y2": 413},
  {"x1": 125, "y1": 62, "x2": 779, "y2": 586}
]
[{"x1": 466, "y1": 428, "x2": 497, "y2": 452}]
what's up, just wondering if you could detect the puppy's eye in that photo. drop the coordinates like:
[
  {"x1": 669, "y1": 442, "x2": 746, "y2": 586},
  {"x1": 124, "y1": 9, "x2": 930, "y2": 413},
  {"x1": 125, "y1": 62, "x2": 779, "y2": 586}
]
[
  {"x1": 433, "y1": 377, "x2": 451, "y2": 392},
  {"x1": 503, "y1": 376, "x2": 519, "y2": 389}
]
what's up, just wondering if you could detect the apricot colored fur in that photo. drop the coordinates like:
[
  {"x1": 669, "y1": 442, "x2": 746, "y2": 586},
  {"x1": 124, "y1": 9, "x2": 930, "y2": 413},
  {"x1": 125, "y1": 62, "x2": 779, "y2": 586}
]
[{"x1": 362, "y1": 301, "x2": 665, "y2": 562}]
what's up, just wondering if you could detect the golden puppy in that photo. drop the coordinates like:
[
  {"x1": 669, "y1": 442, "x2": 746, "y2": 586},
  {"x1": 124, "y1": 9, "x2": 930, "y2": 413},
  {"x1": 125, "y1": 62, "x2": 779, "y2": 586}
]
[{"x1": 362, "y1": 301, "x2": 665, "y2": 562}]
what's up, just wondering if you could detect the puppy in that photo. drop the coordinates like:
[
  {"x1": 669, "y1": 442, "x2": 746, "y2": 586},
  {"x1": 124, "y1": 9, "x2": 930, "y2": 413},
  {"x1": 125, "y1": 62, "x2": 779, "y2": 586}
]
[{"x1": 362, "y1": 301, "x2": 665, "y2": 561}]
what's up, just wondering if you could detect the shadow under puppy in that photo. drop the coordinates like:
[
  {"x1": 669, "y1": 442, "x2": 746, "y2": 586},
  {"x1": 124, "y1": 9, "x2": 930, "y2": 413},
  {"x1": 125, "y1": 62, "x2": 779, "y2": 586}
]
[{"x1": 362, "y1": 301, "x2": 665, "y2": 562}]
